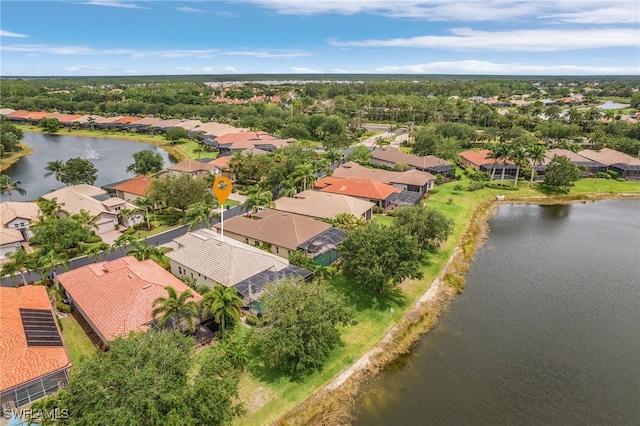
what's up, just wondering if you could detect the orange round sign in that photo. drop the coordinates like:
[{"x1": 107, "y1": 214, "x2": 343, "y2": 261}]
[{"x1": 213, "y1": 176, "x2": 232, "y2": 204}]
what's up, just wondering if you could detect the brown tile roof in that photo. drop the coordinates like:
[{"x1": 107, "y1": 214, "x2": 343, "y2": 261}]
[
  {"x1": 332, "y1": 162, "x2": 434, "y2": 186},
  {"x1": 216, "y1": 131, "x2": 276, "y2": 143},
  {"x1": 111, "y1": 116, "x2": 142, "y2": 124},
  {"x1": 195, "y1": 122, "x2": 244, "y2": 137},
  {"x1": 167, "y1": 159, "x2": 216, "y2": 173},
  {"x1": 544, "y1": 149, "x2": 593, "y2": 164},
  {"x1": 273, "y1": 190, "x2": 374, "y2": 219},
  {"x1": 208, "y1": 156, "x2": 231, "y2": 170},
  {"x1": 0, "y1": 286, "x2": 72, "y2": 392},
  {"x1": 0, "y1": 201, "x2": 41, "y2": 226},
  {"x1": 213, "y1": 209, "x2": 332, "y2": 251},
  {"x1": 129, "y1": 117, "x2": 165, "y2": 126},
  {"x1": 42, "y1": 184, "x2": 136, "y2": 217},
  {"x1": 458, "y1": 149, "x2": 515, "y2": 167},
  {"x1": 578, "y1": 148, "x2": 640, "y2": 166},
  {"x1": 0, "y1": 228, "x2": 23, "y2": 245},
  {"x1": 57, "y1": 257, "x2": 202, "y2": 343},
  {"x1": 113, "y1": 176, "x2": 153, "y2": 197},
  {"x1": 315, "y1": 176, "x2": 400, "y2": 200},
  {"x1": 371, "y1": 147, "x2": 451, "y2": 169},
  {"x1": 92, "y1": 116, "x2": 123, "y2": 124}
]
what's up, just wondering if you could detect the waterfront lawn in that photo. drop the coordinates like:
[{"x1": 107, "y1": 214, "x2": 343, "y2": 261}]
[{"x1": 60, "y1": 315, "x2": 97, "y2": 365}]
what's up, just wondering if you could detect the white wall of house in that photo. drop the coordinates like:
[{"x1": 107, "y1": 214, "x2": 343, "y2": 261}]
[
  {"x1": 5, "y1": 217, "x2": 34, "y2": 239},
  {"x1": 168, "y1": 260, "x2": 219, "y2": 289},
  {"x1": 370, "y1": 158, "x2": 395, "y2": 168},
  {"x1": 1, "y1": 242, "x2": 22, "y2": 259},
  {"x1": 115, "y1": 190, "x2": 141, "y2": 204}
]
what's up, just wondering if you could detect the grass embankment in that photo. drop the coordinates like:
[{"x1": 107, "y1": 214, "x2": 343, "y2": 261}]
[
  {"x1": 0, "y1": 143, "x2": 35, "y2": 171},
  {"x1": 234, "y1": 173, "x2": 640, "y2": 426},
  {"x1": 14, "y1": 124, "x2": 206, "y2": 162},
  {"x1": 60, "y1": 315, "x2": 97, "y2": 365}
]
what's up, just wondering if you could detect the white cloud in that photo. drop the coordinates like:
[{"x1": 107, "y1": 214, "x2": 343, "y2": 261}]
[
  {"x1": 332, "y1": 68, "x2": 349, "y2": 73},
  {"x1": 0, "y1": 44, "x2": 218, "y2": 58},
  {"x1": 374, "y1": 60, "x2": 639, "y2": 75},
  {"x1": 331, "y1": 28, "x2": 640, "y2": 51},
  {"x1": 222, "y1": 66, "x2": 237, "y2": 72},
  {"x1": 291, "y1": 66, "x2": 322, "y2": 73},
  {"x1": 224, "y1": 50, "x2": 310, "y2": 58},
  {"x1": 175, "y1": 6, "x2": 209, "y2": 14},
  {"x1": 241, "y1": 0, "x2": 638, "y2": 23},
  {"x1": 81, "y1": 0, "x2": 148, "y2": 9},
  {"x1": 65, "y1": 65, "x2": 106, "y2": 72},
  {"x1": 0, "y1": 29, "x2": 28, "y2": 38}
]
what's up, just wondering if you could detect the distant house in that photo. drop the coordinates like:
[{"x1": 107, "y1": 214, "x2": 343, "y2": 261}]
[
  {"x1": 112, "y1": 175, "x2": 153, "y2": 203},
  {"x1": 273, "y1": 190, "x2": 374, "y2": 221},
  {"x1": 0, "y1": 201, "x2": 40, "y2": 240},
  {"x1": 458, "y1": 149, "x2": 519, "y2": 177},
  {"x1": 42, "y1": 184, "x2": 143, "y2": 233},
  {"x1": 314, "y1": 176, "x2": 401, "y2": 209},
  {"x1": 0, "y1": 286, "x2": 72, "y2": 410},
  {"x1": 332, "y1": 162, "x2": 436, "y2": 194},
  {"x1": 213, "y1": 209, "x2": 346, "y2": 264},
  {"x1": 578, "y1": 148, "x2": 640, "y2": 179},
  {"x1": 164, "y1": 159, "x2": 216, "y2": 178},
  {"x1": 371, "y1": 147, "x2": 455, "y2": 178},
  {"x1": 208, "y1": 156, "x2": 235, "y2": 181},
  {"x1": 57, "y1": 256, "x2": 203, "y2": 345},
  {"x1": 215, "y1": 131, "x2": 295, "y2": 152}
]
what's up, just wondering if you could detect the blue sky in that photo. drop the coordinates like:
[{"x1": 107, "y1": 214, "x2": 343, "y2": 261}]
[{"x1": 1, "y1": 0, "x2": 639, "y2": 76}]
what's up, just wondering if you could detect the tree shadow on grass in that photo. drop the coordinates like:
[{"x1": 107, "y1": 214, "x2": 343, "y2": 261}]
[{"x1": 326, "y1": 274, "x2": 407, "y2": 313}]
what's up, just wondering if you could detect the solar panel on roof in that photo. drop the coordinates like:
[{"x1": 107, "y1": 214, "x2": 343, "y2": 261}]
[
  {"x1": 91, "y1": 193, "x2": 112, "y2": 201},
  {"x1": 20, "y1": 308, "x2": 63, "y2": 347}
]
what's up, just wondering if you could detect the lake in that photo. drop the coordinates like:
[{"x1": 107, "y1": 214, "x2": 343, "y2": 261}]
[
  {"x1": 3, "y1": 132, "x2": 176, "y2": 201},
  {"x1": 353, "y1": 200, "x2": 640, "y2": 425},
  {"x1": 597, "y1": 101, "x2": 630, "y2": 110}
]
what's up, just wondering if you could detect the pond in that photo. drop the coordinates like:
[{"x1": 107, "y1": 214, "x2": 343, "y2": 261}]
[
  {"x1": 353, "y1": 200, "x2": 640, "y2": 425},
  {"x1": 597, "y1": 100, "x2": 630, "y2": 110},
  {"x1": 4, "y1": 132, "x2": 176, "y2": 201}
]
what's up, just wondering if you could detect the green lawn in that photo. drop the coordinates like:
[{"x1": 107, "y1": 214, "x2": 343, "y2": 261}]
[{"x1": 60, "y1": 315, "x2": 97, "y2": 365}]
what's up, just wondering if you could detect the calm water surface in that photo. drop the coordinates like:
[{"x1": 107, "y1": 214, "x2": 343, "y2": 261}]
[
  {"x1": 4, "y1": 132, "x2": 175, "y2": 201},
  {"x1": 354, "y1": 200, "x2": 640, "y2": 426}
]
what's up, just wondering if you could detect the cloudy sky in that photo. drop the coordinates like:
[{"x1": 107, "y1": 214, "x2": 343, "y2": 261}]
[{"x1": 1, "y1": 0, "x2": 639, "y2": 76}]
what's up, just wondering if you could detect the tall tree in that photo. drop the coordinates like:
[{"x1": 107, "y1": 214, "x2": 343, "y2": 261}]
[
  {"x1": 72, "y1": 208, "x2": 99, "y2": 232},
  {"x1": 36, "y1": 197, "x2": 66, "y2": 218},
  {"x1": 126, "y1": 149, "x2": 164, "y2": 176},
  {"x1": 44, "y1": 160, "x2": 65, "y2": 182},
  {"x1": 250, "y1": 279, "x2": 355, "y2": 375},
  {"x1": 339, "y1": 222, "x2": 423, "y2": 294},
  {"x1": 1, "y1": 249, "x2": 33, "y2": 286},
  {"x1": 527, "y1": 144, "x2": 547, "y2": 187},
  {"x1": 0, "y1": 174, "x2": 26, "y2": 200},
  {"x1": 59, "y1": 157, "x2": 98, "y2": 186},
  {"x1": 393, "y1": 206, "x2": 453, "y2": 251},
  {"x1": 147, "y1": 173, "x2": 213, "y2": 217},
  {"x1": 186, "y1": 200, "x2": 219, "y2": 231},
  {"x1": 543, "y1": 155, "x2": 580, "y2": 193},
  {"x1": 127, "y1": 239, "x2": 162, "y2": 262},
  {"x1": 36, "y1": 249, "x2": 70, "y2": 286},
  {"x1": 202, "y1": 284, "x2": 243, "y2": 339},
  {"x1": 293, "y1": 162, "x2": 316, "y2": 192},
  {"x1": 244, "y1": 185, "x2": 274, "y2": 213},
  {"x1": 152, "y1": 285, "x2": 200, "y2": 332}
]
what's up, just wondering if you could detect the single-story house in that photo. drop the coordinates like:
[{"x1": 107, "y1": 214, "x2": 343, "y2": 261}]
[
  {"x1": 213, "y1": 209, "x2": 345, "y2": 264},
  {"x1": 57, "y1": 256, "x2": 203, "y2": 345},
  {"x1": 458, "y1": 149, "x2": 519, "y2": 177},
  {"x1": 208, "y1": 156, "x2": 235, "y2": 181},
  {"x1": 215, "y1": 131, "x2": 295, "y2": 152},
  {"x1": 332, "y1": 162, "x2": 436, "y2": 194},
  {"x1": 542, "y1": 149, "x2": 607, "y2": 175},
  {"x1": 314, "y1": 176, "x2": 401, "y2": 209},
  {"x1": 164, "y1": 159, "x2": 217, "y2": 178},
  {"x1": 42, "y1": 184, "x2": 143, "y2": 233},
  {"x1": 112, "y1": 175, "x2": 153, "y2": 203},
  {"x1": 0, "y1": 286, "x2": 72, "y2": 410},
  {"x1": 370, "y1": 147, "x2": 455, "y2": 178},
  {"x1": 273, "y1": 190, "x2": 374, "y2": 221},
  {"x1": 578, "y1": 148, "x2": 640, "y2": 179},
  {"x1": 165, "y1": 228, "x2": 291, "y2": 289}
]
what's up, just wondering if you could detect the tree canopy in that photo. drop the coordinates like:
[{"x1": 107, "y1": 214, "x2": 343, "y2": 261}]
[
  {"x1": 33, "y1": 330, "x2": 243, "y2": 426},
  {"x1": 543, "y1": 155, "x2": 581, "y2": 193},
  {"x1": 148, "y1": 173, "x2": 213, "y2": 216},
  {"x1": 126, "y1": 149, "x2": 164, "y2": 175},
  {"x1": 393, "y1": 206, "x2": 453, "y2": 251},
  {"x1": 59, "y1": 157, "x2": 98, "y2": 186},
  {"x1": 250, "y1": 279, "x2": 355, "y2": 375},
  {"x1": 339, "y1": 221, "x2": 423, "y2": 293}
]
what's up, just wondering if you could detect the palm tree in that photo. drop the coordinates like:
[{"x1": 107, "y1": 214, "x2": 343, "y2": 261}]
[
  {"x1": 135, "y1": 196, "x2": 158, "y2": 225},
  {"x1": 293, "y1": 162, "x2": 316, "y2": 192},
  {"x1": 127, "y1": 239, "x2": 162, "y2": 261},
  {"x1": 244, "y1": 185, "x2": 274, "y2": 213},
  {"x1": 36, "y1": 250, "x2": 70, "y2": 287},
  {"x1": 527, "y1": 144, "x2": 547, "y2": 187},
  {"x1": 0, "y1": 174, "x2": 26, "y2": 200},
  {"x1": 36, "y1": 197, "x2": 66, "y2": 219},
  {"x1": 202, "y1": 284, "x2": 243, "y2": 340},
  {"x1": 193, "y1": 147, "x2": 204, "y2": 158},
  {"x1": 485, "y1": 146, "x2": 501, "y2": 183},
  {"x1": 186, "y1": 200, "x2": 219, "y2": 231},
  {"x1": 509, "y1": 145, "x2": 526, "y2": 188},
  {"x1": 117, "y1": 207, "x2": 137, "y2": 228},
  {"x1": 72, "y1": 209, "x2": 99, "y2": 232},
  {"x1": 86, "y1": 242, "x2": 111, "y2": 262},
  {"x1": 325, "y1": 149, "x2": 343, "y2": 166},
  {"x1": 2, "y1": 249, "x2": 32, "y2": 286},
  {"x1": 44, "y1": 160, "x2": 65, "y2": 182},
  {"x1": 152, "y1": 285, "x2": 200, "y2": 332}
]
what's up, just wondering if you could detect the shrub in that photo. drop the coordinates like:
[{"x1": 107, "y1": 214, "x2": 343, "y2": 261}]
[
  {"x1": 606, "y1": 170, "x2": 619, "y2": 179},
  {"x1": 245, "y1": 314, "x2": 259, "y2": 327},
  {"x1": 429, "y1": 187, "x2": 440, "y2": 194},
  {"x1": 57, "y1": 302, "x2": 71, "y2": 313},
  {"x1": 150, "y1": 220, "x2": 160, "y2": 228},
  {"x1": 86, "y1": 235, "x2": 102, "y2": 243},
  {"x1": 125, "y1": 228, "x2": 136, "y2": 235},
  {"x1": 468, "y1": 181, "x2": 484, "y2": 191},
  {"x1": 435, "y1": 174, "x2": 444, "y2": 185},
  {"x1": 596, "y1": 171, "x2": 609, "y2": 179}
]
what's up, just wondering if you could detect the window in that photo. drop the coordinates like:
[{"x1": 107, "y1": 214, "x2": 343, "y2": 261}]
[
  {"x1": 254, "y1": 240, "x2": 259, "y2": 247},
  {"x1": 178, "y1": 266, "x2": 182, "y2": 275},
  {"x1": 244, "y1": 238, "x2": 249, "y2": 244},
  {"x1": 276, "y1": 247, "x2": 279, "y2": 254}
]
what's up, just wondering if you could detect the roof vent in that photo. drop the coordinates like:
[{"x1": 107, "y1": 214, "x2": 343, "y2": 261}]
[
  {"x1": 142, "y1": 284, "x2": 151, "y2": 289},
  {"x1": 128, "y1": 273, "x2": 134, "y2": 279},
  {"x1": 102, "y1": 265, "x2": 109, "y2": 273}
]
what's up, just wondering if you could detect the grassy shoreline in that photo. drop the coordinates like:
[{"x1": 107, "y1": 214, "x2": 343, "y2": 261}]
[
  {"x1": 0, "y1": 143, "x2": 36, "y2": 171},
  {"x1": 267, "y1": 188, "x2": 640, "y2": 425}
]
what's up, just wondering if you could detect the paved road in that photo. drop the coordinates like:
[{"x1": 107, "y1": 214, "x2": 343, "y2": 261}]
[{"x1": 1, "y1": 204, "x2": 246, "y2": 287}]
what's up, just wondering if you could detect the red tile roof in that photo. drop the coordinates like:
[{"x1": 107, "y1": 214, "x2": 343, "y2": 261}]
[
  {"x1": 113, "y1": 175, "x2": 153, "y2": 196},
  {"x1": 458, "y1": 149, "x2": 514, "y2": 167},
  {"x1": 208, "y1": 156, "x2": 231, "y2": 170},
  {"x1": 315, "y1": 177, "x2": 400, "y2": 200},
  {"x1": 0, "y1": 286, "x2": 72, "y2": 392},
  {"x1": 57, "y1": 257, "x2": 202, "y2": 343},
  {"x1": 112, "y1": 116, "x2": 142, "y2": 124}
]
